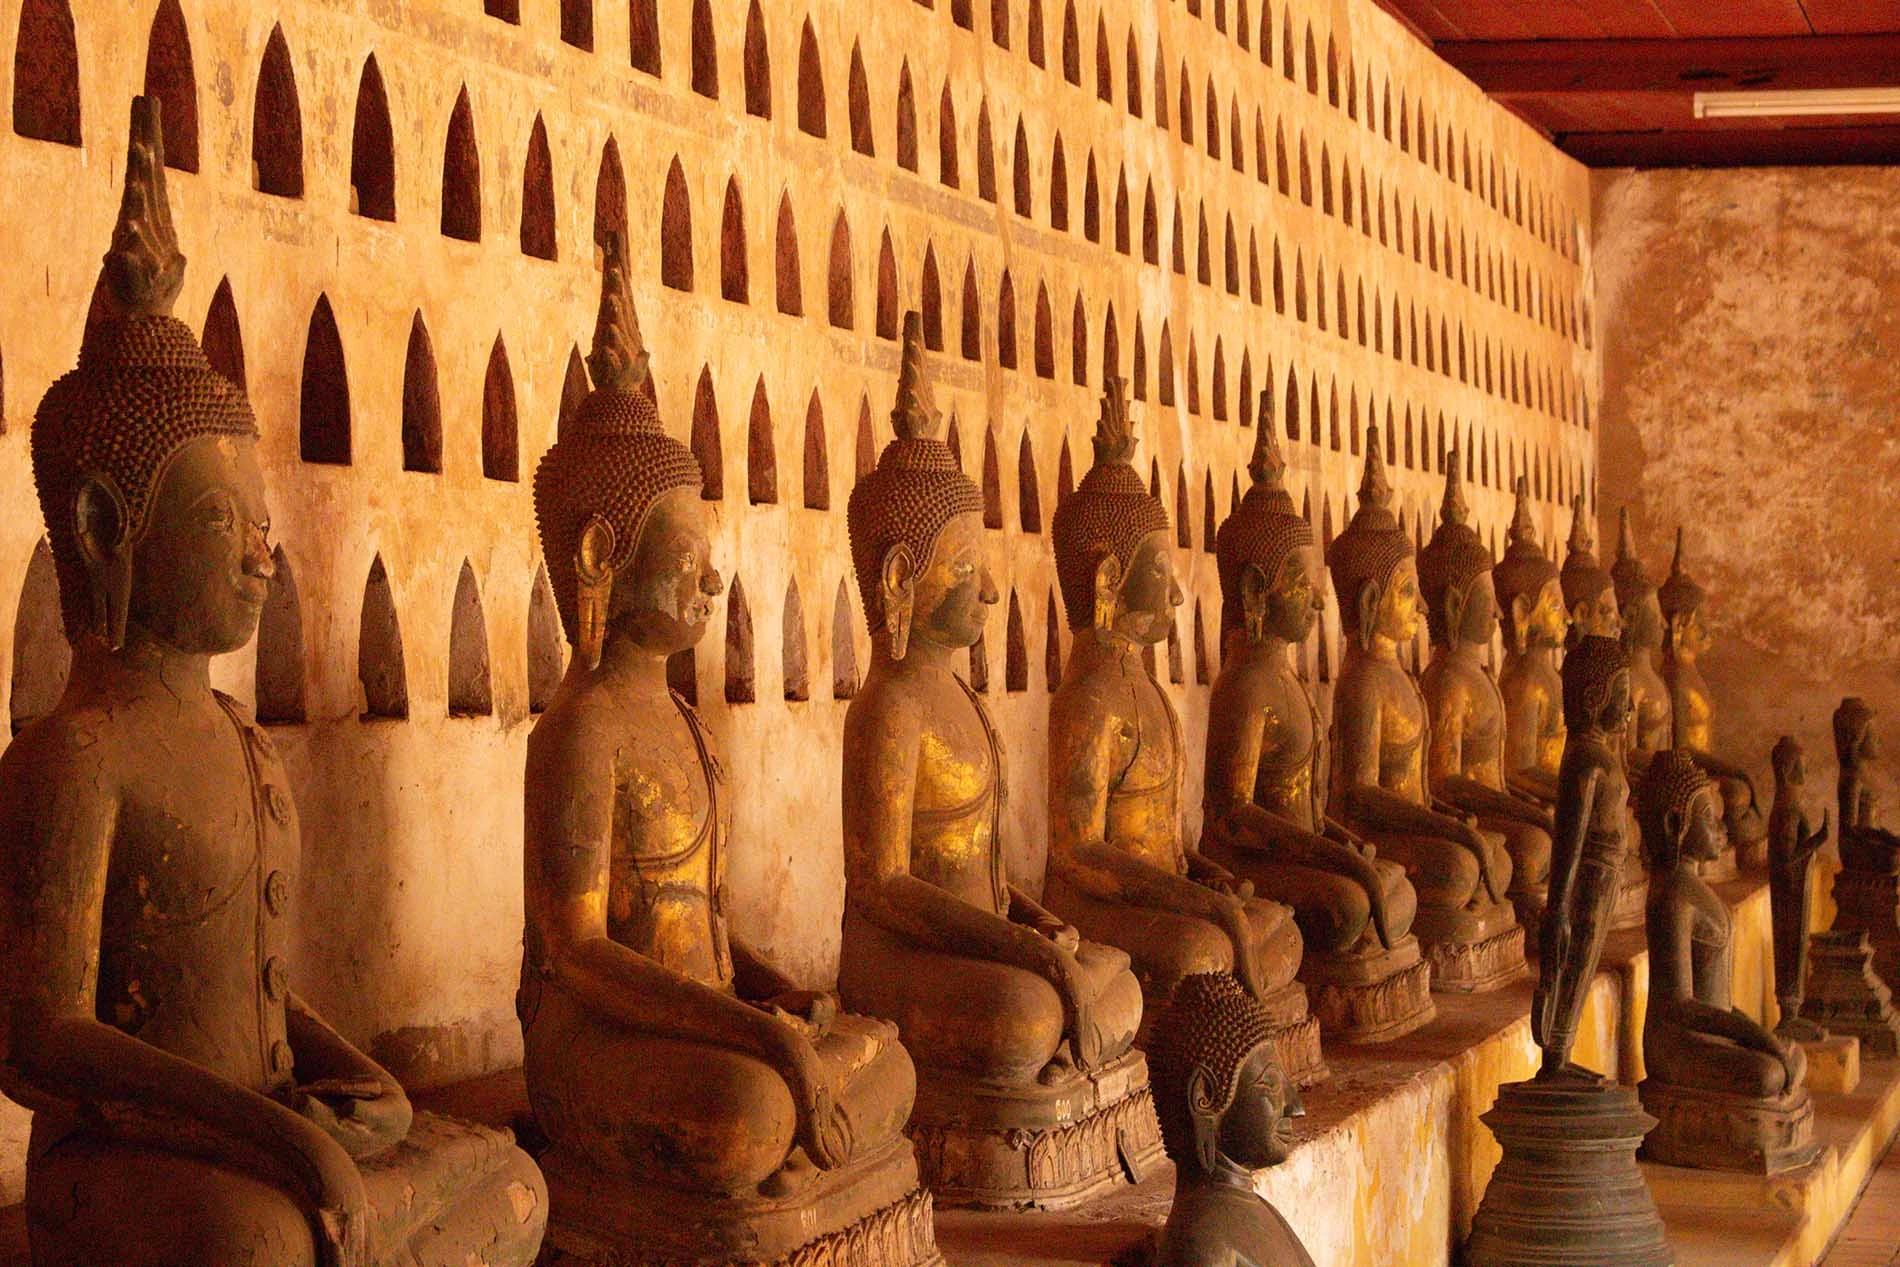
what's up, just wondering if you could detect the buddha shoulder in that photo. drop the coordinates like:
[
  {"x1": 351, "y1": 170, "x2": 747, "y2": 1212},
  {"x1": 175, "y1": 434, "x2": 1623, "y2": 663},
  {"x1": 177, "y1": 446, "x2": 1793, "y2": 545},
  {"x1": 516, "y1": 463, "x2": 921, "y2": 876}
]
[{"x1": 0, "y1": 704, "x2": 123, "y2": 814}]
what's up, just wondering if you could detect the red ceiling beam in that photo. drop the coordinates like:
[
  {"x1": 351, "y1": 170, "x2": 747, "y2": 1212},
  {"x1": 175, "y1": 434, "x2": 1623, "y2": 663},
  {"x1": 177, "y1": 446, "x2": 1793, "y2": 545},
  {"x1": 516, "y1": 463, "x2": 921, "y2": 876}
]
[
  {"x1": 1555, "y1": 125, "x2": 1900, "y2": 167},
  {"x1": 1437, "y1": 35, "x2": 1900, "y2": 94}
]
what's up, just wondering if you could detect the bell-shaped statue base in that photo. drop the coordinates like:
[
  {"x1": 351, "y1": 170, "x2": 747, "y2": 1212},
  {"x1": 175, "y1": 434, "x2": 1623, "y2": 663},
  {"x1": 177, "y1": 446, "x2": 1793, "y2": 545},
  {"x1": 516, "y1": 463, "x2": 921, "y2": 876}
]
[
  {"x1": 1467, "y1": 1074, "x2": 1673, "y2": 1267},
  {"x1": 1833, "y1": 869, "x2": 1900, "y2": 993},
  {"x1": 1301, "y1": 933, "x2": 1437, "y2": 1044},
  {"x1": 1800, "y1": 929, "x2": 1900, "y2": 1058},
  {"x1": 1638, "y1": 1079, "x2": 1820, "y2": 1175}
]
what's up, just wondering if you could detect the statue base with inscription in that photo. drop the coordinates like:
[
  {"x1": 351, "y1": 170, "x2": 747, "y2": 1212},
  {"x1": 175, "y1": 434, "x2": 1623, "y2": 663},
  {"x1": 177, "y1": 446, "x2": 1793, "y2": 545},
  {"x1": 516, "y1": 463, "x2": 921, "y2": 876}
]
[
  {"x1": 1637, "y1": 1079, "x2": 1820, "y2": 1175},
  {"x1": 536, "y1": 1140, "x2": 941, "y2": 1267},
  {"x1": 1832, "y1": 868, "x2": 1900, "y2": 992},
  {"x1": 1300, "y1": 934, "x2": 1436, "y2": 1045},
  {"x1": 1466, "y1": 1073, "x2": 1674, "y2": 1267},
  {"x1": 1800, "y1": 929, "x2": 1900, "y2": 1059},
  {"x1": 906, "y1": 1050, "x2": 1163, "y2": 1211}
]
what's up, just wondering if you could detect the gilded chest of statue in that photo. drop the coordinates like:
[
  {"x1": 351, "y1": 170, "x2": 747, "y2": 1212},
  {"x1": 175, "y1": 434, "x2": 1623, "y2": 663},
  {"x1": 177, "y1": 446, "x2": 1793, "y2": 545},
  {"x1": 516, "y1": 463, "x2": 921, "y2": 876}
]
[
  {"x1": 1103, "y1": 663, "x2": 1184, "y2": 871},
  {"x1": 1432, "y1": 657, "x2": 1509, "y2": 785},
  {"x1": 909, "y1": 676, "x2": 1008, "y2": 914},
  {"x1": 1365, "y1": 661, "x2": 1430, "y2": 801},
  {"x1": 1629, "y1": 662, "x2": 1672, "y2": 754},
  {"x1": 1251, "y1": 663, "x2": 1325, "y2": 832},
  {"x1": 607, "y1": 693, "x2": 731, "y2": 987},
  {"x1": 1673, "y1": 671, "x2": 1714, "y2": 751}
]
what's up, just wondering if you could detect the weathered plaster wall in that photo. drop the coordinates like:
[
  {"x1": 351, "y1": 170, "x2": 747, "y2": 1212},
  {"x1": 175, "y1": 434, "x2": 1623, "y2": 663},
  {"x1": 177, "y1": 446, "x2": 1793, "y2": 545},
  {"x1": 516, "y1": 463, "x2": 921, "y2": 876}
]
[
  {"x1": 1593, "y1": 165, "x2": 1900, "y2": 802},
  {"x1": 0, "y1": 0, "x2": 1593, "y2": 1201}
]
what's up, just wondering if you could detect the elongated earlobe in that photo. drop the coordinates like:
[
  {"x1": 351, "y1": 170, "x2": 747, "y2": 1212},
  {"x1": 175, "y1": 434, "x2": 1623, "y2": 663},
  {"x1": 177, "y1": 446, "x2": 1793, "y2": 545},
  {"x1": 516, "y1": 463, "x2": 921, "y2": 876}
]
[
  {"x1": 574, "y1": 517, "x2": 617, "y2": 670},
  {"x1": 74, "y1": 476, "x2": 132, "y2": 651},
  {"x1": 881, "y1": 544, "x2": 916, "y2": 661},
  {"x1": 1093, "y1": 554, "x2": 1124, "y2": 634}
]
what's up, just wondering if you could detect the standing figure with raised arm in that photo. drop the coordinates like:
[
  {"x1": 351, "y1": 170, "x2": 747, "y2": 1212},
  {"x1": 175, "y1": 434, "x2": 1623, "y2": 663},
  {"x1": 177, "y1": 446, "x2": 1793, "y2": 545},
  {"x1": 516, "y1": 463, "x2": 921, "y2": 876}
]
[
  {"x1": 3, "y1": 98, "x2": 546, "y2": 1267},
  {"x1": 1767, "y1": 737, "x2": 1829, "y2": 1044},
  {"x1": 839, "y1": 317, "x2": 1158, "y2": 1209},
  {"x1": 1327, "y1": 429, "x2": 1524, "y2": 992},
  {"x1": 1200, "y1": 400, "x2": 1433, "y2": 1044}
]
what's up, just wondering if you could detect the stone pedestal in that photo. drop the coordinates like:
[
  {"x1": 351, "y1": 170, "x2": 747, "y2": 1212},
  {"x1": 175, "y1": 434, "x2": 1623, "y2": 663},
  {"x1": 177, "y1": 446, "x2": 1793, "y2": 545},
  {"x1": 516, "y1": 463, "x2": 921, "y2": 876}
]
[
  {"x1": 1831, "y1": 868, "x2": 1900, "y2": 994},
  {"x1": 1300, "y1": 933, "x2": 1436, "y2": 1045},
  {"x1": 1466, "y1": 1074, "x2": 1673, "y2": 1267},
  {"x1": 1800, "y1": 928, "x2": 1900, "y2": 1058},
  {"x1": 1796, "y1": 1035, "x2": 1860, "y2": 1095},
  {"x1": 1637, "y1": 1079, "x2": 1819, "y2": 1175},
  {"x1": 1425, "y1": 923, "x2": 1527, "y2": 994}
]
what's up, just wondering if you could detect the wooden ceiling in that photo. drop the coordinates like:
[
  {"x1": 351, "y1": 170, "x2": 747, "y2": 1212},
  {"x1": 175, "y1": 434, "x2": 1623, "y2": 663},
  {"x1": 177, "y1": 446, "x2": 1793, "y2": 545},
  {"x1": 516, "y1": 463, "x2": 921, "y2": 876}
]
[{"x1": 1373, "y1": 1, "x2": 1900, "y2": 166}]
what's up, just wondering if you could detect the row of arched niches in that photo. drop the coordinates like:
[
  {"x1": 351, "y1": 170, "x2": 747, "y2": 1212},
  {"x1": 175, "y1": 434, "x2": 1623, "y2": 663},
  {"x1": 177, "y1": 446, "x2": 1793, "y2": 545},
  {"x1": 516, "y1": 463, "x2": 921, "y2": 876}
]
[{"x1": 1, "y1": 0, "x2": 1593, "y2": 740}]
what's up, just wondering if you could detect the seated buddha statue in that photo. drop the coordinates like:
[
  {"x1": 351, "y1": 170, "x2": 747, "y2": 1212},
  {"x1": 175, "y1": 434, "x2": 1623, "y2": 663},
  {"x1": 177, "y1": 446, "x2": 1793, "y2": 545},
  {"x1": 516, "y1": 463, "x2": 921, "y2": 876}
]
[
  {"x1": 1044, "y1": 381, "x2": 1316, "y2": 1084},
  {"x1": 1327, "y1": 429, "x2": 1524, "y2": 992},
  {"x1": 1559, "y1": 497, "x2": 1622, "y2": 645},
  {"x1": 1, "y1": 99, "x2": 546, "y2": 1267},
  {"x1": 1149, "y1": 974, "x2": 1316, "y2": 1267},
  {"x1": 1492, "y1": 480, "x2": 1567, "y2": 807},
  {"x1": 1637, "y1": 750, "x2": 1818, "y2": 1174},
  {"x1": 1200, "y1": 404, "x2": 1433, "y2": 1045},
  {"x1": 1610, "y1": 509, "x2": 1671, "y2": 772},
  {"x1": 838, "y1": 315, "x2": 1158, "y2": 1209},
  {"x1": 1658, "y1": 530, "x2": 1765, "y2": 876},
  {"x1": 1418, "y1": 453, "x2": 1555, "y2": 932},
  {"x1": 1833, "y1": 698, "x2": 1900, "y2": 873},
  {"x1": 521, "y1": 240, "x2": 934, "y2": 1262}
]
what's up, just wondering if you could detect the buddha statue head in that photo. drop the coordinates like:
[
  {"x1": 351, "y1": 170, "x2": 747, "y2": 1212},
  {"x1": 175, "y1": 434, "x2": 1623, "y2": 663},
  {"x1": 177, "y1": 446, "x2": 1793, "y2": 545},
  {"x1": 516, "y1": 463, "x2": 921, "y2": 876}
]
[
  {"x1": 1611, "y1": 508, "x2": 1663, "y2": 657},
  {"x1": 1050, "y1": 377, "x2": 1178, "y2": 643},
  {"x1": 1657, "y1": 529, "x2": 1710, "y2": 663},
  {"x1": 1417, "y1": 448, "x2": 1497, "y2": 652},
  {"x1": 1559, "y1": 497, "x2": 1619, "y2": 642},
  {"x1": 1639, "y1": 749, "x2": 1727, "y2": 870},
  {"x1": 1325, "y1": 427, "x2": 1419, "y2": 652},
  {"x1": 1149, "y1": 972, "x2": 1302, "y2": 1177},
  {"x1": 31, "y1": 97, "x2": 270, "y2": 661},
  {"x1": 1214, "y1": 392, "x2": 1319, "y2": 647},
  {"x1": 533, "y1": 231, "x2": 719, "y2": 671},
  {"x1": 1561, "y1": 635, "x2": 1632, "y2": 738},
  {"x1": 1833, "y1": 697, "x2": 1879, "y2": 768},
  {"x1": 1771, "y1": 735, "x2": 1806, "y2": 791},
  {"x1": 1491, "y1": 479, "x2": 1565, "y2": 656},
  {"x1": 846, "y1": 313, "x2": 993, "y2": 661}
]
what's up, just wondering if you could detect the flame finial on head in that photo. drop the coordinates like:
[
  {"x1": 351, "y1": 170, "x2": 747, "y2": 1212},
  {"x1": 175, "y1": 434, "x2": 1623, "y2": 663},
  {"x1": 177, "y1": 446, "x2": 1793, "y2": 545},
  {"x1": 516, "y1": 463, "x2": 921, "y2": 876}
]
[
  {"x1": 1615, "y1": 506, "x2": 1639, "y2": 568},
  {"x1": 586, "y1": 230, "x2": 649, "y2": 395},
  {"x1": 1657, "y1": 525, "x2": 1707, "y2": 618},
  {"x1": 1439, "y1": 447, "x2": 1470, "y2": 528},
  {"x1": 1507, "y1": 478, "x2": 1539, "y2": 549},
  {"x1": 104, "y1": 95, "x2": 186, "y2": 319},
  {"x1": 1248, "y1": 389, "x2": 1287, "y2": 490},
  {"x1": 890, "y1": 311, "x2": 943, "y2": 442},
  {"x1": 1566, "y1": 495, "x2": 1595, "y2": 558},
  {"x1": 1357, "y1": 425, "x2": 1393, "y2": 512},
  {"x1": 1093, "y1": 376, "x2": 1139, "y2": 466}
]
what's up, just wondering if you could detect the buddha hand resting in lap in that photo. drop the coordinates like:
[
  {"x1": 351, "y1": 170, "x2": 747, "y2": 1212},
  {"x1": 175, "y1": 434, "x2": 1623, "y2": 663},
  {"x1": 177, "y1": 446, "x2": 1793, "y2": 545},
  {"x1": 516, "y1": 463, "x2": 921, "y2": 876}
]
[
  {"x1": 839, "y1": 316, "x2": 1156, "y2": 1209},
  {"x1": 1200, "y1": 403, "x2": 1432, "y2": 1045},
  {"x1": 0, "y1": 99, "x2": 546, "y2": 1267},
  {"x1": 1637, "y1": 750, "x2": 1817, "y2": 1174},
  {"x1": 521, "y1": 242, "x2": 934, "y2": 1262},
  {"x1": 1327, "y1": 430, "x2": 1524, "y2": 992},
  {"x1": 1419, "y1": 455, "x2": 1555, "y2": 934},
  {"x1": 1044, "y1": 378, "x2": 1316, "y2": 1083}
]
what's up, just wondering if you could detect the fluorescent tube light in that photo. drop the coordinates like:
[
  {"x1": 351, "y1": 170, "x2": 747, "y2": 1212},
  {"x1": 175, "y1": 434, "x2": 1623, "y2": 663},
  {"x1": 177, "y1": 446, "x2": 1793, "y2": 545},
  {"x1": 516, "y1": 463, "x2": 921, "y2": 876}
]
[{"x1": 1693, "y1": 88, "x2": 1900, "y2": 119}]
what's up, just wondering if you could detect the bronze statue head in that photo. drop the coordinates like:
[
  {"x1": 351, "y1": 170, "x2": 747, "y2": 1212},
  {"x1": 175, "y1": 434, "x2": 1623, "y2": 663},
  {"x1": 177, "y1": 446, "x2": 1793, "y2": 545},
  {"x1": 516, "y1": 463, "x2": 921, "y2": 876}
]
[
  {"x1": 1560, "y1": 634, "x2": 1632, "y2": 736},
  {"x1": 1214, "y1": 392, "x2": 1319, "y2": 646},
  {"x1": 1491, "y1": 479, "x2": 1564, "y2": 656},
  {"x1": 1771, "y1": 735, "x2": 1805, "y2": 787},
  {"x1": 1639, "y1": 749, "x2": 1726, "y2": 870},
  {"x1": 846, "y1": 313, "x2": 993, "y2": 661},
  {"x1": 31, "y1": 97, "x2": 269, "y2": 659},
  {"x1": 1148, "y1": 972, "x2": 1301, "y2": 1177},
  {"x1": 532, "y1": 231, "x2": 716, "y2": 669},
  {"x1": 1050, "y1": 377, "x2": 1178, "y2": 643},
  {"x1": 1610, "y1": 507, "x2": 1662, "y2": 656},
  {"x1": 1326, "y1": 427, "x2": 1419, "y2": 651},
  {"x1": 1417, "y1": 449, "x2": 1497, "y2": 651},
  {"x1": 1656, "y1": 528, "x2": 1709, "y2": 661},
  {"x1": 1559, "y1": 496, "x2": 1619, "y2": 641},
  {"x1": 1834, "y1": 697, "x2": 1879, "y2": 765}
]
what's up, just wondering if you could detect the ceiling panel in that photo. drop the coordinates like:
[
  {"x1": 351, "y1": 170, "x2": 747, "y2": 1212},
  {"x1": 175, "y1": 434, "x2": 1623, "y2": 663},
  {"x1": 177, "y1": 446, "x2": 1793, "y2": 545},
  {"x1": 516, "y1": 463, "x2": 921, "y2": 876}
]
[
  {"x1": 1798, "y1": 0, "x2": 1900, "y2": 34},
  {"x1": 1643, "y1": 0, "x2": 1814, "y2": 36}
]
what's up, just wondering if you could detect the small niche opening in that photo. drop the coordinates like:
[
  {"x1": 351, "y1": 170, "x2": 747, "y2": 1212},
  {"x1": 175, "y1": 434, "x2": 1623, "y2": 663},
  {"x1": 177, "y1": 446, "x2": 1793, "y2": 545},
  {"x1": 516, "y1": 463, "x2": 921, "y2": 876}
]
[
  {"x1": 255, "y1": 546, "x2": 306, "y2": 724},
  {"x1": 595, "y1": 137, "x2": 627, "y2": 255},
  {"x1": 661, "y1": 158, "x2": 694, "y2": 290},
  {"x1": 724, "y1": 577, "x2": 755, "y2": 703},
  {"x1": 630, "y1": 0, "x2": 661, "y2": 75},
  {"x1": 1044, "y1": 590, "x2": 1063, "y2": 689},
  {"x1": 142, "y1": 0, "x2": 197, "y2": 171},
  {"x1": 848, "y1": 43, "x2": 873, "y2": 154},
  {"x1": 775, "y1": 193, "x2": 803, "y2": 315},
  {"x1": 350, "y1": 56, "x2": 396, "y2": 220},
  {"x1": 562, "y1": 0, "x2": 594, "y2": 49},
  {"x1": 782, "y1": 579, "x2": 810, "y2": 701},
  {"x1": 401, "y1": 314, "x2": 442, "y2": 473},
  {"x1": 448, "y1": 561, "x2": 493, "y2": 718},
  {"x1": 252, "y1": 24, "x2": 302, "y2": 196},
  {"x1": 831, "y1": 580, "x2": 859, "y2": 699},
  {"x1": 12, "y1": 0, "x2": 81, "y2": 146},
  {"x1": 692, "y1": 367, "x2": 724, "y2": 499},
  {"x1": 798, "y1": 20, "x2": 826, "y2": 136},
  {"x1": 528, "y1": 564, "x2": 565, "y2": 713},
  {"x1": 803, "y1": 390, "x2": 830, "y2": 509},
  {"x1": 441, "y1": 87, "x2": 483, "y2": 241},
  {"x1": 358, "y1": 555, "x2": 408, "y2": 720},
  {"x1": 1005, "y1": 591, "x2": 1028, "y2": 692},
  {"x1": 747, "y1": 378, "x2": 777, "y2": 504},
  {"x1": 690, "y1": 0, "x2": 718, "y2": 97},
  {"x1": 299, "y1": 295, "x2": 350, "y2": 465},
  {"x1": 482, "y1": 336, "x2": 518, "y2": 482},
  {"x1": 9, "y1": 539, "x2": 70, "y2": 734},
  {"x1": 828, "y1": 210, "x2": 854, "y2": 328},
  {"x1": 720, "y1": 178, "x2": 749, "y2": 302},
  {"x1": 201, "y1": 278, "x2": 246, "y2": 389},
  {"x1": 744, "y1": 1, "x2": 771, "y2": 116},
  {"x1": 521, "y1": 115, "x2": 557, "y2": 260}
]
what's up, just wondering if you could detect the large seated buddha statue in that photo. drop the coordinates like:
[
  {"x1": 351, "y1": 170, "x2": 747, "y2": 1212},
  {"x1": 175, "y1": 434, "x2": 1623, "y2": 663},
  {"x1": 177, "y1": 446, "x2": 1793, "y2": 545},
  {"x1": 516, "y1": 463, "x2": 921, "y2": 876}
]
[
  {"x1": 1043, "y1": 380, "x2": 1318, "y2": 1084},
  {"x1": 1418, "y1": 452, "x2": 1555, "y2": 933},
  {"x1": 839, "y1": 316, "x2": 1158, "y2": 1210},
  {"x1": 1199, "y1": 404, "x2": 1433, "y2": 1045},
  {"x1": 1327, "y1": 430, "x2": 1524, "y2": 992},
  {"x1": 521, "y1": 241, "x2": 936, "y2": 1263},
  {"x1": 1637, "y1": 751, "x2": 1818, "y2": 1174},
  {"x1": 1657, "y1": 530, "x2": 1765, "y2": 877},
  {"x1": 1491, "y1": 480, "x2": 1567, "y2": 808},
  {"x1": 1, "y1": 99, "x2": 547, "y2": 1267}
]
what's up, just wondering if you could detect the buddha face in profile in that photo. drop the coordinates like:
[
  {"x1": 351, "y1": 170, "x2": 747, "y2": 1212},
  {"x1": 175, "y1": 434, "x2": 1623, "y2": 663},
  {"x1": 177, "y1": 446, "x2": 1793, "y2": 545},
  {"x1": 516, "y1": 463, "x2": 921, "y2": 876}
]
[
  {"x1": 1677, "y1": 784, "x2": 1727, "y2": 863},
  {"x1": 1370, "y1": 556, "x2": 1423, "y2": 647},
  {"x1": 1213, "y1": 1046, "x2": 1302, "y2": 1170},
  {"x1": 1245, "y1": 545, "x2": 1323, "y2": 645},
  {"x1": 611, "y1": 486, "x2": 723, "y2": 657},
  {"x1": 1621, "y1": 589, "x2": 1664, "y2": 655},
  {"x1": 1668, "y1": 606, "x2": 1710, "y2": 660},
  {"x1": 1109, "y1": 529, "x2": 1184, "y2": 646},
  {"x1": 890, "y1": 509, "x2": 997, "y2": 653},
  {"x1": 1517, "y1": 576, "x2": 1567, "y2": 649},
  {"x1": 1570, "y1": 584, "x2": 1620, "y2": 641},
  {"x1": 1452, "y1": 570, "x2": 1500, "y2": 648},
  {"x1": 113, "y1": 433, "x2": 273, "y2": 656}
]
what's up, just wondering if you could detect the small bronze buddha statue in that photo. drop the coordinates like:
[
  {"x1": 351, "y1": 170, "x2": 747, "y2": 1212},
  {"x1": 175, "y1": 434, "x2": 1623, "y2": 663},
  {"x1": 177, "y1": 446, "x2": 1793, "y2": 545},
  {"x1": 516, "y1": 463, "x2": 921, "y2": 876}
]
[
  {"x1": 1149, "y1": 973, "x2": 1316, "y2": 1267},
  {"x1": 1610, "y1": 509, "x2": 1670, "y2": 772},
  {"x1": 1492, "y1": 479, "x2": 1566, "y2": 807},
  {"x1": 1532, "y1": 636, "x2": 1634, "y2": 1077},
  {"x1": 1327, "y1": 428, "x2": 1523, "y2": 992},
  {"x1": 1559, "y1": 496, "x2": 1621, "y2": 645},
  {"x1": 2, "y1": 98, "x2": 547, "y2": 1267},
  {"x1": 1828, "y1": 698, "x2": 1900, "y2": 992},
  {"x1": 1637, "y1": 751, "x2": 1818, "y2": 1174},
  {"x1": 1767, "y1": 737, "x2": 1830, "y2": 1044},
  {"x1": 1045, "y1": 380, "x2": 1317, "y2": 1083},
  {"x1": 1419, "y1": 452, "x2": 1556, "y2": 933},
  {"x1": 1657, "y1": 529, "x2": 1764, "y2": 876},
  {"x1": 839, "y1": 316, "x2": 1158, "y2": 1209},
  {"x1": 522, "y1": 241, "x2": 935, "y2": 1262},
  {"x1": 1200, "y1": 403, "x2": 1433, "y2": 1045}
]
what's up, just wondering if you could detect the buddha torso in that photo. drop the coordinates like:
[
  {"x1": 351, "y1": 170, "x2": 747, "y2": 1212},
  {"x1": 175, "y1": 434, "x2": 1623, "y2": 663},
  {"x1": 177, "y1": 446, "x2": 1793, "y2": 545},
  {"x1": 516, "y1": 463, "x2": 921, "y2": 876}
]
[
  {"x1": 604, "y1": 691, "x2": 731, "y2": 987},
  {"x1": 1423, "y1": 651, "x2": 1508, "y2": 788},
  {"x1": 1666, "y1": 658, "x2": 1714, "y2": 752},
  {"x1": 1058, "y1": 640, "x2": 1184, "y2": 872},
  {"x1": 1501, "y1": 652, "x2": 1565, "y2": 778},
  {"x1": 908, "y1": 674, "x2": 1009, "y2": 914},
  {"x1": 1626, "y1": 654, "x2": 1672, "y2": 758},
  {"x1": 84, "y1": 689, "x2": 298, "y2": 1099},
  {"x1": 1651, "y1": 867, "x2": 1731, "y2": 1010},
  {"x1": 1236, "y1": 654, "x2": 1326, "y2": 833},
  {"x1": 1335, "y1": 655, "x2": 1431, "y2": 805}
]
